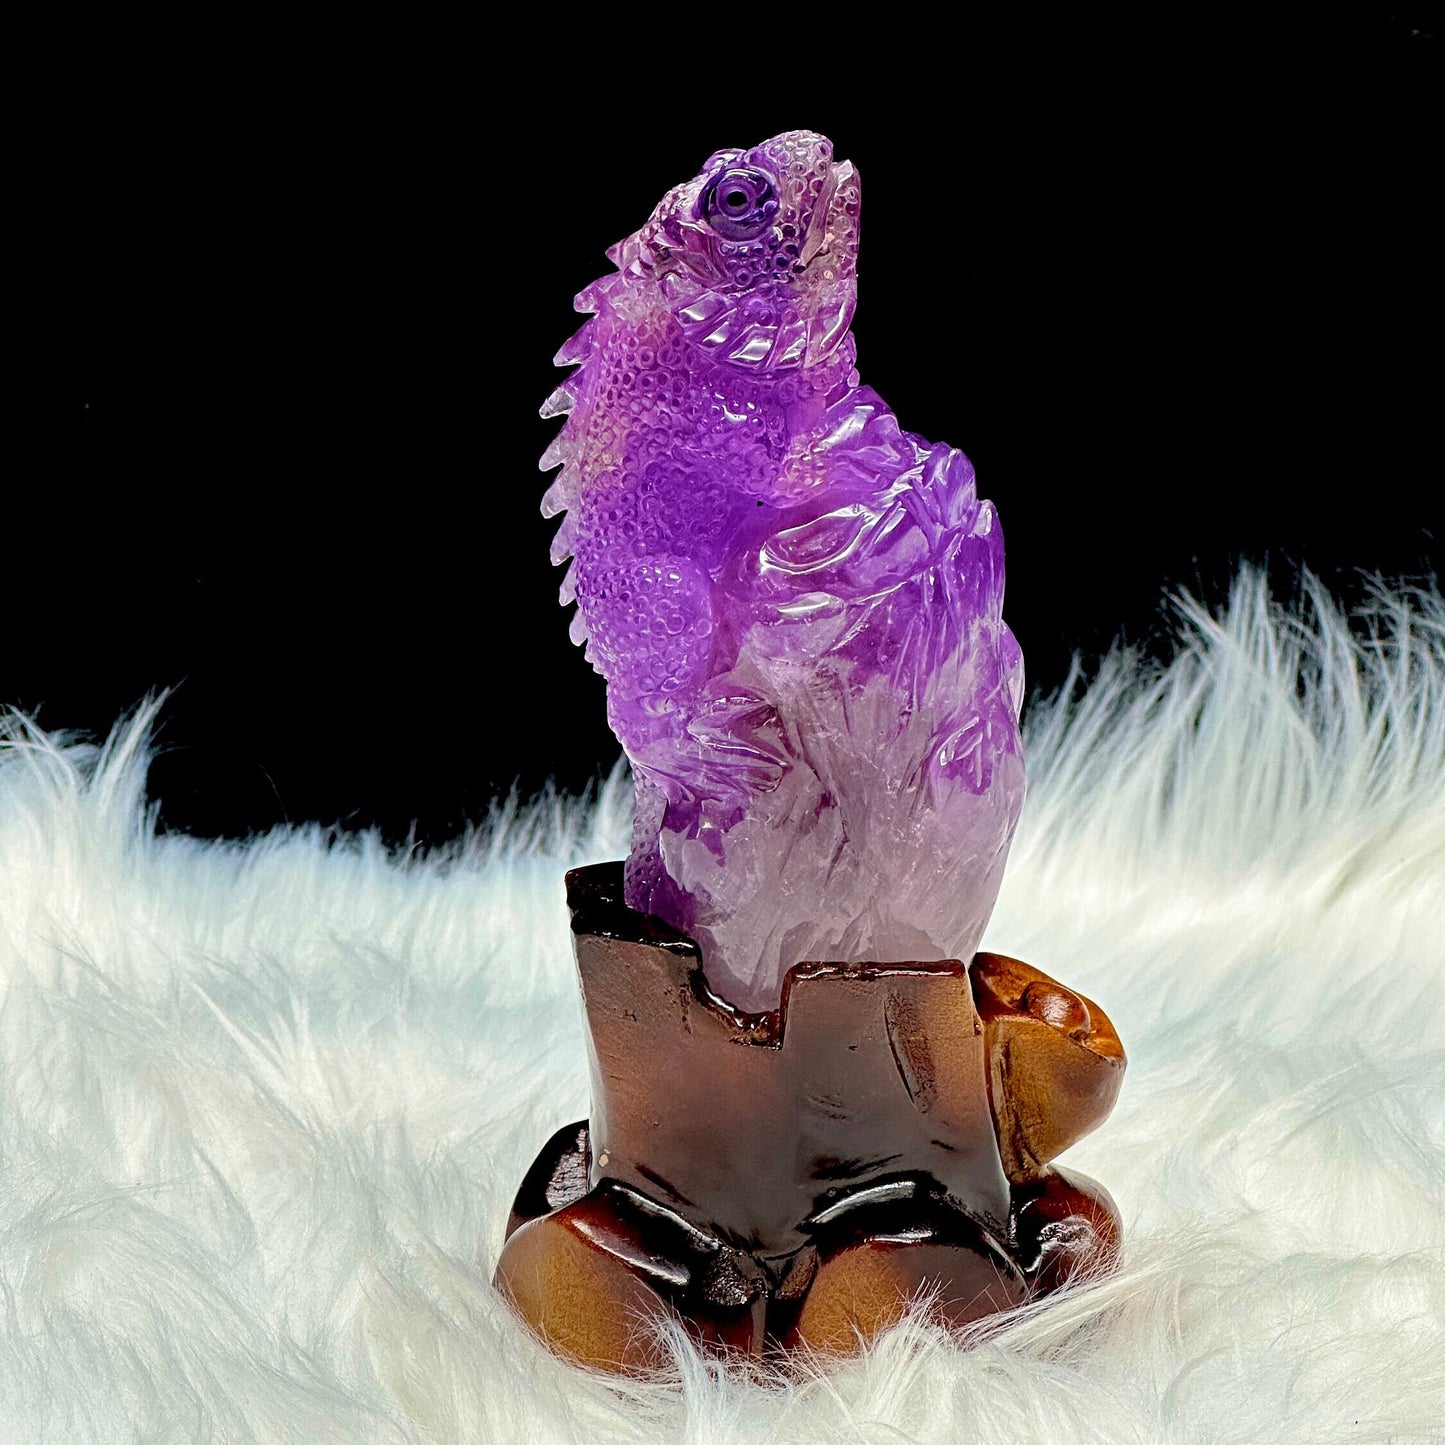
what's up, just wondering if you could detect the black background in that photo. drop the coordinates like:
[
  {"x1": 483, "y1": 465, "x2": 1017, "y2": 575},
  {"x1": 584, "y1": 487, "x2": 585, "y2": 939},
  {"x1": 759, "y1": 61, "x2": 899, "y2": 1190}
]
[{"x1": 26, "y1": 14, "x2": 1439, "y2": 847}]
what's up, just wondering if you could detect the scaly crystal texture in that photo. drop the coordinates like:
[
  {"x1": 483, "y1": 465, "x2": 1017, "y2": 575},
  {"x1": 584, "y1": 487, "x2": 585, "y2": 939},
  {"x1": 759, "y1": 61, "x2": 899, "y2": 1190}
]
[{"x1": 542, "y1": 131, "x2": 1025, "y2": 1012}]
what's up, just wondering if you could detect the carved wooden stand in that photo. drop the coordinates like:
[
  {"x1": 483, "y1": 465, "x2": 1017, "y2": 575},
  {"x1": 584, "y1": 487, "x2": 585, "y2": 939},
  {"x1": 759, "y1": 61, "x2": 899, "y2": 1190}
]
[{"x1": 493, "y1": 863, "x2": 1124, "y2": 1373}]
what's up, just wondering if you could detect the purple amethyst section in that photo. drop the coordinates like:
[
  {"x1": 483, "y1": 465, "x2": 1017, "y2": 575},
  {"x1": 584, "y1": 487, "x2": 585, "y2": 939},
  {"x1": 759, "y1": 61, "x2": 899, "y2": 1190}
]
[{"x1": 541, "y1": 131, "x2": 1025, "y2": 1011}]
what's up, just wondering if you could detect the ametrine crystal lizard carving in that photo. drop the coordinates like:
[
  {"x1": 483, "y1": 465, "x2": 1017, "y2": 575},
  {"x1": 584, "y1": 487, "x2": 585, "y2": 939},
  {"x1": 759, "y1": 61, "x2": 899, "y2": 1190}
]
[
  {"x1": 542, "y1": 130, "x2": 1025, "y2": 1011},
  {"x1": 497, "y1": 135, "x2": 1124, "y2": 1369}
]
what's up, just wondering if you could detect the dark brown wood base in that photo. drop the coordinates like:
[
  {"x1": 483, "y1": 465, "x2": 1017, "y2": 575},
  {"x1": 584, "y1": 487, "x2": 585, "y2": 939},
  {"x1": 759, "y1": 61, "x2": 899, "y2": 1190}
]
[{"x1": 492, "y1": 864, "x2": 1124, "y2": 1373}]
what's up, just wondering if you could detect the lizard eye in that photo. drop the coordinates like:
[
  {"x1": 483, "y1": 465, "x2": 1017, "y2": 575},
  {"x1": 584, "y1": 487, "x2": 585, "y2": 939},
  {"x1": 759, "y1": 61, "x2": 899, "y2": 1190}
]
[{"x1": 702, "y1": 167, "x2": 778, "y2": 241}]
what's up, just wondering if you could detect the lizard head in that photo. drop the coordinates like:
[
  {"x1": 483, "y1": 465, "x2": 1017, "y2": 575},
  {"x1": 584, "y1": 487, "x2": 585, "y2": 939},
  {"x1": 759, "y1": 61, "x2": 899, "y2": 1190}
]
[{"x1": 610, "y1": 130, "x2": 860, "y2": 374}]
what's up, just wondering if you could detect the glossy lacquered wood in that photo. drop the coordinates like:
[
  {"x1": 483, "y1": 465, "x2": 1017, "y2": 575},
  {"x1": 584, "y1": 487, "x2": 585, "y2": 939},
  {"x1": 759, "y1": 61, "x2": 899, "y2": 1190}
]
[{"x1": 492, "y1": 864, "x2": 1124, "y2": 1372}]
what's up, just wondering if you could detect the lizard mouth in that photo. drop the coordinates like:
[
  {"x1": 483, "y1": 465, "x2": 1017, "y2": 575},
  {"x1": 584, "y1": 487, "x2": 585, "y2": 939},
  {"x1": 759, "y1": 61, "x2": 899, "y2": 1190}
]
[
  {"x1": 796, "y1": 158, "x2": 859, "y2": 365},
  {"x1": 800, "y1": 158, "x2": 855, "y2": 269}
]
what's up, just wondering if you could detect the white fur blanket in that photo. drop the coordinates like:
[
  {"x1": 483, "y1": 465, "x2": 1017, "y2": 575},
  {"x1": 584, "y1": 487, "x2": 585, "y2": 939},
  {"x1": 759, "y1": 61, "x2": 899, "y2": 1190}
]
[{"x1": 2, "y1": 572, "x2": 1441, "y2": 1444}]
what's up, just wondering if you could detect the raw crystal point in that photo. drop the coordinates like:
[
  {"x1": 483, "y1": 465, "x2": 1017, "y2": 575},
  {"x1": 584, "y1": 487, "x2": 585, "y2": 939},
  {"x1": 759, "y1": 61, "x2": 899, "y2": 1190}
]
[{"x1": 543, "y1": 130, "x2": 1025, "y2": 1011}]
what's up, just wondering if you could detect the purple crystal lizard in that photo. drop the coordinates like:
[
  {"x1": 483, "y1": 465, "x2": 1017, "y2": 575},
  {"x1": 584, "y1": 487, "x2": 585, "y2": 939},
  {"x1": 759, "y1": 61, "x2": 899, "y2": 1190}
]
[{"x1": 542, "y1": 131, "x2": 1025, "y2": 1011}]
